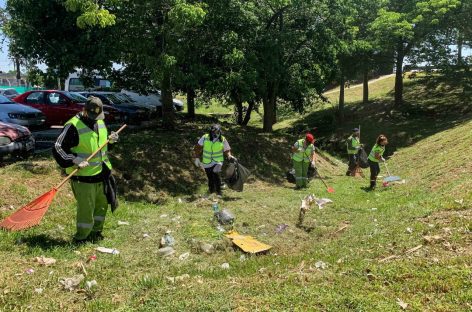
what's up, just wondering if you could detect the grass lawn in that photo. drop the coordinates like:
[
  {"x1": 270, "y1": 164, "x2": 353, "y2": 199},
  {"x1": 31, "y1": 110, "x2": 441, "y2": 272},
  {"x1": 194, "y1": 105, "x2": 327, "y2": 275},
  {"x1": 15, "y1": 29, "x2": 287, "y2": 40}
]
[{"x1": 0, "y1": 74, "x2": 471, "y2": 311}]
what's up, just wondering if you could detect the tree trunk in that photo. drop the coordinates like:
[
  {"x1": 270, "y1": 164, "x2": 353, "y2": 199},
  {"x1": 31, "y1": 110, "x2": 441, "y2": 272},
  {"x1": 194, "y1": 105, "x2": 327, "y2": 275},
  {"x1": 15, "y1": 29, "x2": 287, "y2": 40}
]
[
  {"x1": 394, "y1": 43, "x2": 404, "y2": 107},
  {"x1": 15, "y1": 57, "x2": 21, "y2": 81},
  {"x1": 186, "y1": 87, "x2": 195, "y2": 119},
  {"x1": 363, "y1": 68, "x2": 369, "y2": 104},
  {"x1": 161, "y1": 70, "x2": 175, "y2": 129},
  {"x1": 338, "y1": 74, "x2": 345, "y2": 122},
  {"x1": 263, "y1": 96, "x2": 274, "y2": 132},
  {"x1": 457, "y1": 31, "x2": 463, "y2": 65},
  {"x1": 242, "y1": 100, "x2": 255, "y2": 126},
  {"x1": 235, "y1": 100, "x2": 243, "y2": 125}
]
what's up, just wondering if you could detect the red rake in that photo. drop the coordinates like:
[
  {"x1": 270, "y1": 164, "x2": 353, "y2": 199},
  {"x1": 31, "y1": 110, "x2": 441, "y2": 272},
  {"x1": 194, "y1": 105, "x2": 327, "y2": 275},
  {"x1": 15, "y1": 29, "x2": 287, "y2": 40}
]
[
  {"x1": 0, "y1": 124, "x2": 127, "y2": 231},
  {"x1": 316, "y1": 170, "x2": 335, "y2": 193}
]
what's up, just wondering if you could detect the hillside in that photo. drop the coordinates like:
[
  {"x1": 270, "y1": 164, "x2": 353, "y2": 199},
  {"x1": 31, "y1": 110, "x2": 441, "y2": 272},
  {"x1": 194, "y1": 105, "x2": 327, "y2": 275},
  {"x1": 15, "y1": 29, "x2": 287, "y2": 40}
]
[{"x1": 0, "y1": 75, "x2": 471, "y2": 311}]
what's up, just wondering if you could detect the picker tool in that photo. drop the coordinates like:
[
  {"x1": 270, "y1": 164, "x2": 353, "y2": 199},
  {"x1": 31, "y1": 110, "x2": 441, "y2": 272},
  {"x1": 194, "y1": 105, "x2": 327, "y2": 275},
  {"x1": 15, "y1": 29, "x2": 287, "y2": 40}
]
[
  {"x1": 383, "y1": 161, "x2": 401, "y2": 183},
  {"x1": 0, "y1": 124, "x2": 127, "y2": 231},
  {"x1": 315, "y1": 169, "x2": 335, "y2": 193}
]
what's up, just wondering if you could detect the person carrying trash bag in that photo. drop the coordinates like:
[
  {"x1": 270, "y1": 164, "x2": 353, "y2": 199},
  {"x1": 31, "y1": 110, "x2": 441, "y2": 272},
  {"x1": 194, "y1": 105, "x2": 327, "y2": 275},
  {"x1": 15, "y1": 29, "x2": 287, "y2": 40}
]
[
  {"x1": 194, "y1": 124, "x2": 235, "y2": 197},
  {"x1": 367, "y1": 134, "x2": 388, "y2": 190},
  {"x1": 291, "y1": 133, "x2": 316, "y2": 189},
  {"x1": 346, "y1": 128, "x2": 362, "y2": 176},
  {"x1": 52, "y1": 96, "x2": 120, "y2": 243}
]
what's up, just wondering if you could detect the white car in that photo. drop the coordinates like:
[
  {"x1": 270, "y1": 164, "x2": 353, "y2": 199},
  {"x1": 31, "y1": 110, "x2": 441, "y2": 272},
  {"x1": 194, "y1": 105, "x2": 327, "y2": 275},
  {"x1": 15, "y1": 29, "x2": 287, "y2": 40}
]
[{"x1": 122, "y1": 90, "x2": 184, "y2": 112}]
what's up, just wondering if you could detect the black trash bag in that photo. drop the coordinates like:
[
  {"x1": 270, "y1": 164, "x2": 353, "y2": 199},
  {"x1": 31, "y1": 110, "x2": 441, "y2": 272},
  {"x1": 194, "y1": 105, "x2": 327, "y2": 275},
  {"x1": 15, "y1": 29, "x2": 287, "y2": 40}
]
[
  {"x1": 286, "y1": 168, "x2": 296, "y2": 184},
  {"x1": 225, "y1": 159, "x2": 251, "y2": 192},
  {"x1": 358, "y1": 147, "x2": 369, "y2": 168}
]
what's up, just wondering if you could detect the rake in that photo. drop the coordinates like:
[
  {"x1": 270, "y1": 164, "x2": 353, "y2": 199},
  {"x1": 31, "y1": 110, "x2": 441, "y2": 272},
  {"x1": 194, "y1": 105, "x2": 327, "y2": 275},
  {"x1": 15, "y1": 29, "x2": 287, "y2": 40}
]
[
  {"x1": 0, "y1": 124, "x2": 127, "y2": 231},
  {"x1": 383, "y1": 162, "x2": 402, "y2": 183},
  {"x1": 315, "y1": 168, "x2": 335, "y2": 193}
]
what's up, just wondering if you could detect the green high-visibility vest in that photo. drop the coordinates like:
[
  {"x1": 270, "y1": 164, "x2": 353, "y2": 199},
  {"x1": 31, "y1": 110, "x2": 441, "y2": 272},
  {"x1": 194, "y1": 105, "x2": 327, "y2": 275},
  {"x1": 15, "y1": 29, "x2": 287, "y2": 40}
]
[
  {"x1": 202, "y1": 134, "x2": 226, "y2": 164},
  {"x1": 65, "y1": 116, "x2": 112, "y2": 176},
  {"x1": 368, "y1": 144, "x2": 385, "y2": 163},
  {"x1": 346, "y1": 135, "x2": 360, "y2": 155},
  {"x1": 292, "y1": 139, "x2": 314, "y2": 163}
]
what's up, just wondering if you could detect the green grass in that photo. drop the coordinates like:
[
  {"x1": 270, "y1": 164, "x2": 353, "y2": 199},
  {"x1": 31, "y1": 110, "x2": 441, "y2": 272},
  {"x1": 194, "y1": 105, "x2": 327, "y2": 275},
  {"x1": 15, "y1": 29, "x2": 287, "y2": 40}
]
[{"x1": 1, "y1": 74, "x2": 472, "y2": 311}]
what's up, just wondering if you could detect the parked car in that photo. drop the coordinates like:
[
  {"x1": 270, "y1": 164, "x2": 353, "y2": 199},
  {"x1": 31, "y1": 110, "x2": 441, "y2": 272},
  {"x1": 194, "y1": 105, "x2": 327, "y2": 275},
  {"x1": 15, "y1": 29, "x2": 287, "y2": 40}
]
[
  {"x1": 13, "y1": 90, "x2": 121, "y2": 126},
  {"x1": 112, "y1": 92, "x2": 157, "y2": 114},
  {"x1": 79, "y1": 91, "x2": 148, "y2": 125},
  {"x1": 0, "y1": 121, "x2": 35, "y2": 160},
  {"x1": 0, "y1": 95, "x2": 46, "y2": 128},
  {"x1": 122, "y1": 90, "x2": 184, "y2": 112},
  {"x1": 0, "y1": 88, "x2": 20, "y2": 100}
]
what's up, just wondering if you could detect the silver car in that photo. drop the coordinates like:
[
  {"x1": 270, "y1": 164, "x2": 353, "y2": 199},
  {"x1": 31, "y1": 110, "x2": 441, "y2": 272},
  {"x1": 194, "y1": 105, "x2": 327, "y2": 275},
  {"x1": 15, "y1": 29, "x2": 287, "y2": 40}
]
[
  {"x1": 0, "y1": 88, "x2": 20, "y2": 100},
  {"x1": 0, "y1": 95, "x2": 46, "y2": 127}
]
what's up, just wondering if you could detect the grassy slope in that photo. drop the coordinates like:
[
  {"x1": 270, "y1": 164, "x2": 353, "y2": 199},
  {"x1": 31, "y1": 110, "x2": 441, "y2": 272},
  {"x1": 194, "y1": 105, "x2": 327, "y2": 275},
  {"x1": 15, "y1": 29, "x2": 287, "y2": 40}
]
[{"x1": 1, "y1": 76, "x2": 472, "y2": 311}]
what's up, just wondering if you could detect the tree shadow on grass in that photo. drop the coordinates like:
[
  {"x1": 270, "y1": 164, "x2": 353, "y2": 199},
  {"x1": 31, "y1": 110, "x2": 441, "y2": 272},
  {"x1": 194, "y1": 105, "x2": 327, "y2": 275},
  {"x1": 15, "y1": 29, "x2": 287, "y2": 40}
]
[
  {"x1": 110, "y1": 118, "x2": 297, "y2": 203},
  {"x1": 21, "y1": 234, "x2": 71, "y2": 251}
]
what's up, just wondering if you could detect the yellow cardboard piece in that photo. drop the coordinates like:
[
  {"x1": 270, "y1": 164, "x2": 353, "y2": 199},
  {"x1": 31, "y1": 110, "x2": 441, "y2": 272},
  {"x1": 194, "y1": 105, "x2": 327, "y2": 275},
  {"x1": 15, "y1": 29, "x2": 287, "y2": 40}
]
[{"x1": 225, "y1": 230, "x2": 272, "y2": 254}]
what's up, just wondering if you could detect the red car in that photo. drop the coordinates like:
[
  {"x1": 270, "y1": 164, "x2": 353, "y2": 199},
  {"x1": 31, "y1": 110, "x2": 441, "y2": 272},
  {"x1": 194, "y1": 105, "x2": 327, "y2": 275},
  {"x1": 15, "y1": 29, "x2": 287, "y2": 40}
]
[
  {"x1": 13, "y1": 90, "x2": 121, "y2": 126},
  {"x1": 0, "y1": 121, "x2": 35, "y2": 161}
]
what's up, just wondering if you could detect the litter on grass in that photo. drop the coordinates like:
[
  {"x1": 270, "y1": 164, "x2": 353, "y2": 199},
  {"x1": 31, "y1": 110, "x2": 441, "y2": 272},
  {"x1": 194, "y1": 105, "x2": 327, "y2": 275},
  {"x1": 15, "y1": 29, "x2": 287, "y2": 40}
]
[
  {"x1": 59, "y1": 274, "x2": 84, "y2": 291},
  {"x1": 160, "y1": 231, "x2": 175, "y2": 247},
  {"x1": 96, "y1": 247, "x2": 120, "y2": 255},
  {"x1": 298, "y1": 194, "x2": 333, "y2": 225},
  {"x1": 221, "y1": 263, "x2": 230, "y2": 270},
  {"x1": 315, "y1": 261, "x2": 327, "y2": 270},
  {"x1": 117, "y1": 221, "x2": 129, "y2": 226},
  {"x1": 275, "y1": 224, "x2": 289, "y2": 234},
  {"x1": 179, "y1": 252, "x2": 190, "y2": 261},
  {"x1": 33, "y1": 256, "x2": 56, "y2": 266},
  {"x1": 86, "y1": 280, "x2": 98, "y2": 289},
  {"x1": 157, "y1": 246, "x2": 175, "y2": 257},
  {"x1": 225, "y1": 230, "x2": 272, "y2": 254}
]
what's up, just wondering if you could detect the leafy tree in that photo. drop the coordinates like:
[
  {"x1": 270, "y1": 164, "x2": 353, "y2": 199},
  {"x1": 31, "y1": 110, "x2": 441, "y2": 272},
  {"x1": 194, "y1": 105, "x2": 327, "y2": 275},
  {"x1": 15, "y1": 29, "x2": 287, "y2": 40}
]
[
  {"x1": 371, "y1": 0, "x2": 461, "y2": 106},
  {"x1": 6, "y1": 0, "x2": 119, "y2": 89},
  {"x1": 66, "y1": 0, "x2": 207, "y2": 128}
]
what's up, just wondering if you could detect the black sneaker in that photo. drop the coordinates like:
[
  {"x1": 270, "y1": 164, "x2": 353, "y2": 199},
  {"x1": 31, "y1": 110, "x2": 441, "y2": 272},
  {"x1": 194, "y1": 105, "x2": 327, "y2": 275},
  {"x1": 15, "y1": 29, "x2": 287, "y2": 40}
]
[
  {"x1": 72, "y1": 237, "x2": 89, "y2": 245},
  {"x1": 90, "y1": 231, "x2": 105, "y2": 242}
]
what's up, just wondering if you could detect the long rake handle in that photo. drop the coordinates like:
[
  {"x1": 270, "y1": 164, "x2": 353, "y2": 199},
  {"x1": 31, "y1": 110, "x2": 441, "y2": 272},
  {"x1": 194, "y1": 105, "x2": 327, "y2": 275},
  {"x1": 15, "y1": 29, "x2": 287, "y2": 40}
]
[
  {"x1": 315, "y1": 169, "x2": 331, "y2": 190},
  {"x1": 54, "y1": 124, "x2": 127, "y2": 190},
  {"x1": 383, "y1": 161, "x2": 392, "y2": 176}
]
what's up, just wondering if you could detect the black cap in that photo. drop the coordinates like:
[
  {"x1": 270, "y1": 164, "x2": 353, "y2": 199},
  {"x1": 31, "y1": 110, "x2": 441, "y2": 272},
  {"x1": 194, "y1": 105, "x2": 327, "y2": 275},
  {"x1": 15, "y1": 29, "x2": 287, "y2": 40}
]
[{"x1": 85, "y1": 96, "x2": 105, "y2": 120}]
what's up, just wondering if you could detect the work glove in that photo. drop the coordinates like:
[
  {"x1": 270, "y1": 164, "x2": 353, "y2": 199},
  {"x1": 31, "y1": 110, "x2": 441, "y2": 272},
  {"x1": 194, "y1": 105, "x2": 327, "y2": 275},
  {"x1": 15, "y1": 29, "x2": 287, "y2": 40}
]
[
  {"x1": 213, "y1": 164, "x2": 223, "y2": 173},
  {"x1": 194, "y1": 158, "x2": 202, "y2": 168},
  {"x1": 381, "y1": 157, "x2": 386, "y2": 162},
  {"x1": 228, "y1": 155, "x2": 237, "y2": 161},
  {"x1": 108, "y1": 131, "x2": 119, "y2": 144},
  {"x1": 73, "y1": 157, "x2": 89, "y2": 169},
  {"x1": 310, "y1": 161, "x2": 316, "y2": 168}
]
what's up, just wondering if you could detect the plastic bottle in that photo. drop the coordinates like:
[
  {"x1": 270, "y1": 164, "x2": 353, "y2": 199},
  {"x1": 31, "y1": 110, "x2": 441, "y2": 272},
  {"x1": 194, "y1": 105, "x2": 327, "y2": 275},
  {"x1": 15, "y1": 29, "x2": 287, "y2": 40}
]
[{"x1": 212, "y1": 202, "x2": 219, "y2": 214}]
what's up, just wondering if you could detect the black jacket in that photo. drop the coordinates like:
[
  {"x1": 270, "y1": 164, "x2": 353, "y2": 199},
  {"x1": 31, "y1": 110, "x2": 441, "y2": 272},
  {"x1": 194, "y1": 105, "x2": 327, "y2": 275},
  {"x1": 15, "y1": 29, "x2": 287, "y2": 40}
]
[{"x1": 52, "y1": 113, "x2": 110, "y2": 183}]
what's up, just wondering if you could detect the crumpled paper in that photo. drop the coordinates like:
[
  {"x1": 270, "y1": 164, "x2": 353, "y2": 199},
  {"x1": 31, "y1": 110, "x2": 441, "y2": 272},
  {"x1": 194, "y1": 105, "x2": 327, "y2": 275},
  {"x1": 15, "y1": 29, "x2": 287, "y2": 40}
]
[
  {"x1": 59, "y1": 274, "x2": 84, "y2": 291},
  {"x1": 33, "y1": 256, "x2": 57, "y2": 266}
]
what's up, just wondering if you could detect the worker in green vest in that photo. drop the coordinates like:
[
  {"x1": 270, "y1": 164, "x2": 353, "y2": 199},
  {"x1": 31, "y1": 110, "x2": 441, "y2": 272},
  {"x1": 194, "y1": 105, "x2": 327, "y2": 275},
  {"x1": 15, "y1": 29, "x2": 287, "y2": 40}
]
[
  {"x1": 291, "y1": 133, "x2": 316, "y2": 189},
  {"x1": 194, "y1": 124, "x2": 235, "y2": 197},
  {"x1": 367, "y1": 134, "x2": 388, "y2": 190},
  {"x1": 346, "y1": 128, "x2": 362, "y2": 176},
  {"x1": 53, "y1": 96, "x2": 119, "y2": 243}
]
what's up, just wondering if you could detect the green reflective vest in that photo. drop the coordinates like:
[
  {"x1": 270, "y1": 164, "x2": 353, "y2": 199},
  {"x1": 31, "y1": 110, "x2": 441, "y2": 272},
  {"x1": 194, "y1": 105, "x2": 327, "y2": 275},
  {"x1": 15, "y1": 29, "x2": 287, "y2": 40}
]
[
  {"x1": 368, "y1": 144, "x2": 385, "y2": 163},
  {"x1": 65, "y1": 116, "x2": 112, "y2": 176},
  {"x1": 346, "y1": 135, "x2": 360, "y2": 155},
  {"x1": 292, "y1": 139, "x2": 314, "y2": 163},
  {"x1": 202, "y1": 134, "x2": 226, "y2": 164}
]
